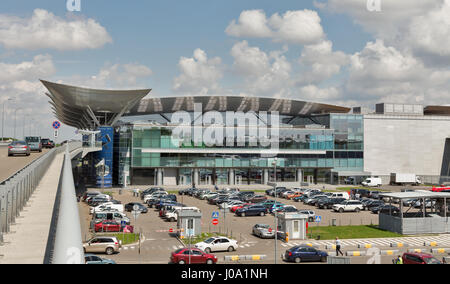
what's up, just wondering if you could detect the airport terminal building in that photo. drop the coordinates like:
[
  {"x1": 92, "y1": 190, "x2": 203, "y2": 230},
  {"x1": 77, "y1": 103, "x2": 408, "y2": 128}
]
[{"x1": 41, "y1": 80, "x2": 450, "y2": 188}]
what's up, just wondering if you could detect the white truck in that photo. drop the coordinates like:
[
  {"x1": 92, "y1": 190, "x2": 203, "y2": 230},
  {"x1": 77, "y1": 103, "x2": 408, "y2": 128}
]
[
  {"x1": 390, "y1": 173, "x2": 422, "y2": 186},
  {"x1": 165, "y1": 207, "x2": 200, "y2": 222}
]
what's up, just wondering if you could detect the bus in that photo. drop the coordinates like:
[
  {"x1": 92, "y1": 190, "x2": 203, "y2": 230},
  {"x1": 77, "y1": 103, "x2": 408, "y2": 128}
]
[{"x1": 25, "y1": 136, "x2": 42, "y2": 152}]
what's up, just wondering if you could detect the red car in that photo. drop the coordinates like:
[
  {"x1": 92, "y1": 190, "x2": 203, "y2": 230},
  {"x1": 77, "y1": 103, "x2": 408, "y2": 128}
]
[
  {"x1": 170, "y1": 248, "x2": 217, "y2": 264},
  {"x1": 230, "y1": 203, "x2": 252, "y2": 213},
  {"x1": 402, "y1": 252, "x2": 442, "y2": 264},
  {"x1": 94, "y1": 220, "x2": 122, "y2": 232}
]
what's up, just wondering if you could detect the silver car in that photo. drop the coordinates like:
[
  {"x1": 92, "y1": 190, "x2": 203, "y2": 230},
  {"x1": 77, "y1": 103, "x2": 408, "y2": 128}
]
[
  {"x1": 252, "y1": 224, "x2": 275, "y2": 239},
  {"x1": 8, "y1": 141, "x2": 31, "y2": 156}
]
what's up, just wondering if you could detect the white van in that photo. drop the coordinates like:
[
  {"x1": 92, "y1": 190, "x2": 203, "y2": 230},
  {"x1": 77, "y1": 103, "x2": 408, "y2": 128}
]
[
  {"x1": 330, "y1": 192, "x2": 350, "y2": 200},
  {"x1": 165, "y1": 207, "x2": 200, "y2": 222},
  {"x1": 90, "y1": 203, "x2": 124, "y2": 214},
  {"x1": 362, "y1": 177, "x2": 382, "y2": 187}
]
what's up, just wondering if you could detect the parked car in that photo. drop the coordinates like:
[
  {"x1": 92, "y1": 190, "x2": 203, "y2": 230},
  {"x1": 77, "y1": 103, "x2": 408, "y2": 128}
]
[
  {"x1": 272, "y1": 205, "x2": 298, "y2": 214},
  {"x1": 286, "y1": 192, "x2": 303, "y2": 200},
  {"x1": 90, "y1": 202, "x2": 124, "y2": 214},
  {"x1": 298, "y1": 210, "x2": 315, "y2": 222},
  {"x1": 94, "y1": 220, "x2": 122, "y2": 232},
  {"x1": 170, "y1": 248, "x2": 217, "y2": 264},
  {"x1": 402, "y1": 252, "x2": 442, "y2": 264},
  {"x1": 370, "y1": 204, "x2": 400, "y2": 214},
  {"x1": 230, "y1": 203, "x2": 252, "y2": 213},
  {"x1": 304, "y1": 194, "x2": 328, "y2": 205},
  {"x1": 269, "y1": 203, "x2": 286, "y2": 213},
  {"x1": 125, "y1": 202, "x2": 148, "y2": 213},
  {"x1": 8, "y1": 141, "x2": 31, "y2": 156},
  {"x1": 82, "y1": 191, "x2": 102, "y2": 202},
  {"x1": 178, "y1": 188, "x2": 195, "y2": 195},
  {"x1": 252, "y1": 224, "x2": 275, "y2": 239},
  {"x1": 84, "y1": 254, "x2": 116, "y2": 264},
  {"x1": 332, "y1": 200, "x2": 364, "y2": 213},
  {"x1": 247, "y1": 195, "x2": 267, "y2": 203},
  {"x1": 293, "y1": 195, "x2": 308, "y2": 202},
  {"x1": 236, "y1": 204, "x2": 268, "y2": 217},
  {"x1": 317, "y1": 198, "x2": 346, "y2": 209},
  {"x1": 195, "y1": 237, "x2": 238, "y2": 253},
  {"x1": 259, "y1": 200, "x2": 284, "y2": 210},
  {"x1": 83, "y1": 236, "x2": 121, "y2": 255},
  {"x1": 219, "y1": 200, "x2": 244, "y2": 210},
  {"x1": 140, "y1": 187, "x2": 164, "y2": 199},
  {"x1": 363, "y1": 200, "x2": 385, "y2": 211},
  {"x1": 351, "y1": 188, "x2": 371, "y2": 199},
  {"x1": 283, "y1": 245, "x2": 328, "y2": 263}
]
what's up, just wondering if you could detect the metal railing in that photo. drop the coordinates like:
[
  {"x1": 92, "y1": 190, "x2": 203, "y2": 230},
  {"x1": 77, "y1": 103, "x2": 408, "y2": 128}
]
[
  {"x1": 0, "y1": 146, "x2": 64, "y2": 244},
  {"x1": 50, "y1": 145, "x2": 84, "y2": 264}
]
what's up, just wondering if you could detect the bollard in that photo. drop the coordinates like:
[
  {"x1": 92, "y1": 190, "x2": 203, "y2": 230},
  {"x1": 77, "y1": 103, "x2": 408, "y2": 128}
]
[
  {"x1": 380, "y1": 250, "x2": 399, "y2": 256},
  {"x1": 346, "y1": 251, "x2": 366, "y2": 257},
  {"x1": 286, "y1": 232, "x2": 289, "y2": 242}
]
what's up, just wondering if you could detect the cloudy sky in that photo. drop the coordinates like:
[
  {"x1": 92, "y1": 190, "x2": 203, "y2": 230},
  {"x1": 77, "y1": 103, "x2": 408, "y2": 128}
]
[{"x1": 1, "y1": 0, "x2": 450, "y2": 141}]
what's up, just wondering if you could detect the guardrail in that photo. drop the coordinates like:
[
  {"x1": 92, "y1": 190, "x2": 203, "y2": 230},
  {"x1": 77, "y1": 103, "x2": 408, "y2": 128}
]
[{"x1": 50, "y1": 145, "x2": 84, "y2": 264}]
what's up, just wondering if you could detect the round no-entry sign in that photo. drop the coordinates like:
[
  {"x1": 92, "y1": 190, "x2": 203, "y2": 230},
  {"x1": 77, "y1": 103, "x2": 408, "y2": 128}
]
[
  {"x1": 169, "y1": 228, "x2": 174, "y2": 233},
  {"x1": 212, "y1": 219, "x2": 219, "y2": 226},
  {"x1": 268, "y1": 228, "x2": 272, "y2": 233}
]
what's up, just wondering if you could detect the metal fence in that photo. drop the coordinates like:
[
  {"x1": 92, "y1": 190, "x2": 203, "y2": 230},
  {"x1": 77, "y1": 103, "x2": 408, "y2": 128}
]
[{"x1": 0, "y1": 146, "x2": 64, "y2": 244}]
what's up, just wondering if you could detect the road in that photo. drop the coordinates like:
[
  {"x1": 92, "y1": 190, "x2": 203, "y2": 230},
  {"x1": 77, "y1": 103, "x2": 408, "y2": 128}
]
[{"x1": 0, "y1": 146, "x2": 50, "y2": 182}]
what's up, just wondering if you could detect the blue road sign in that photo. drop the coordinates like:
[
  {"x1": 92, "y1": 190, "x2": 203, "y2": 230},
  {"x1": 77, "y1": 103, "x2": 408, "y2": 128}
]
[
  {"x1": 212, "y1": 211, "x2": 219, "y2": 218},
  {"x1": 52, "y1": 121, "x2": 61, "y2": 129},
  {"x1": 315, "y1": 216, "x2": 322, "y2": 223},
  {"x1": 121, "y1": 220, "x2": 127, "y2": 227}
]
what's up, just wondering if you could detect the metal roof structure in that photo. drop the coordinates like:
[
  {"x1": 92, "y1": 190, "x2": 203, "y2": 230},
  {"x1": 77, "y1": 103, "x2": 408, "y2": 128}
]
[
  {"x1": 41, "y1": 80, "x2": 351, "y2": 130},
  {"x1": 424, "y1": 105, "x2": 450, "y2": 116},
  {"x1": 41, "y1": 80, "x2": 151, "y2": 129},
  {"x1": 379, "y1": 191, "x2": 450, "y2": 199}
]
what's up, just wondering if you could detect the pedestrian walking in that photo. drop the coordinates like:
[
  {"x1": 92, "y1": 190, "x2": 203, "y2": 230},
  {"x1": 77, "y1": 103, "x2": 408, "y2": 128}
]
[{"x1": 335, "y1": 237, "x2": 344, "y2": 256}]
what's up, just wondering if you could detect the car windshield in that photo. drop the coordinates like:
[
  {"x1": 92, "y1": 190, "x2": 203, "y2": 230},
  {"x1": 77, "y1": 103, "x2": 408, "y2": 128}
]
[
  {"x1": 11, "y1": 141, "x2": 26, "y2": 146},
  {"x1": 204, "y1": 238, "x2": 215, "y2": 244},
  {"x1": 423, "y1": 257, "x2": 441, "y2": 264},
  {"x1": 25, "y1": 137, "x2": 40, "y2": 142}
]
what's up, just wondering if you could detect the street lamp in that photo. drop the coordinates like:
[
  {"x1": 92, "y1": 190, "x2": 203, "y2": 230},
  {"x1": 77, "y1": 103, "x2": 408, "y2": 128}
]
[
  {"x1": 2, "y1": 98, "x2": 13, "y2": 142},
  {"x1": 272, "y1": 157, "x2": 278, "y2": 264}
]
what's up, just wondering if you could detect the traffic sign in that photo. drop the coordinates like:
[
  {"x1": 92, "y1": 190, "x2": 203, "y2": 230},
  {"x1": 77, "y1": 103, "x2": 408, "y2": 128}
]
[
  {"x1": 212, "y1": 219, "x2": 219, "y2": 226},
  {"x1": 268, "y1": 228, "x2": 272, "y2": 233},
  {"x1": 52, "y1": 121, "x2": 61, "y2": 129},
  {"x1": 121, "y1": 220, "x2": 127, "y2": 227},
  {"x1": 169, "y1": 228, "x2": 173, "y2": 233},
  {"x1": 315, "y1": 215, "x2": 322, "y2": 223},
  {"x1": 212, "y1": 211, "x2": 219, "y2": 218}
]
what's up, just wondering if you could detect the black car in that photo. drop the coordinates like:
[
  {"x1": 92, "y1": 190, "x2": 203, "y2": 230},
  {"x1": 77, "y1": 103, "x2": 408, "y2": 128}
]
[
  {"x1": 140, "y1": 187, "x2": 164, "y2": 199},
  {"x1": 125, "y1": 202, "x2": 148, "y2": 213},
  {"x1": 179, "y1": 188, "x2": 196, "y2": 195},
  {"x1": 370, "y1": 204, "x2": 399, "y2": 214},
  {"x1": 235, "y1": 205, "x2": 267, "y2": 217},
  {"x1": 265, "y1": 189, "x2": 274, "y2": 196},
  {"x1": 147, "y1": 195, "x2": 177, "y2": 208},
  {"x1": 87, "y1": 197, "x2": 109, "y2": 207},
  {"x1": 317, "y1": 198, "x2": 346, "y2": 209},
  {"x1": 283, "y1": 245, "x2": 328, "y2": 263},
  {"x1": 363, "y1": 200, "x2": 384, "y2": 210}
]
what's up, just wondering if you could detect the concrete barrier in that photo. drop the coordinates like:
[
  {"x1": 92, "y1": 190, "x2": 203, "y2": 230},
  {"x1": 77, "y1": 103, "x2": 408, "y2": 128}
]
[
  {"x1": 424, "y1": 241, "x2": 439, "y2": 247},
  {"x1": 390, "y1": 242, "x2": 408, "y2": 248},
  {"x1": 346, "y1": 251, "x2": 366, "y2": 256},
  {"x1": 408, "y1": 248, "x2": 425, "y2": 253},
  {"x1": 327, "y1": 256, "x2": 351, "y2": 264},
  {"x1": 326, "y1": 244, "x2": 345, "y2": 250},
  {"x1": 431, "y1": 248, "x2": 450, "y2": 254},
  {"x1": 357, "y1": 243, "x2": 374, "y2": 249},
  {"x1": 380, "y1": 249, "x2": 399, "y2": 256},
  {"x1": 224, "y1": 255, "x2": 266, "y2": 262}
]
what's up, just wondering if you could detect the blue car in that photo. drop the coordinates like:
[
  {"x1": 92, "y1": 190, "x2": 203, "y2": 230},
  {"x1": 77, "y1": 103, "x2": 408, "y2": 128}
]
[
  {"x1": 235, "y1": 205, "x2": 267, "y2": 217},
  {"x1": 84, "y1": 254, "x2": 116, "y2": 264},
  {"x1": 283, "y1": 245, "x2": 328, "y2": 263},
  {"x1": 269, "y1": 203, "x2": 285, "y2": 213}
]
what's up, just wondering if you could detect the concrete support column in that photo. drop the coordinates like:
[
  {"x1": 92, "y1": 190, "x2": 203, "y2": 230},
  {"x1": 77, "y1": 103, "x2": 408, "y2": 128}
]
[
  {"x1": 229, "y1": 169, "x2": 235, "y2": 186},
  {"x1": 157, "y1": 168, "x2": 163, "y2": 186},
  {"x1": 263, "y1": 169, "x2": 269, "y2": 185},
  {"x1": 193, "y1": 169, "x2": 199, "y2": 187},
  {"x1": 297, "y1": 169, "x2": 303, "y2": 183}
]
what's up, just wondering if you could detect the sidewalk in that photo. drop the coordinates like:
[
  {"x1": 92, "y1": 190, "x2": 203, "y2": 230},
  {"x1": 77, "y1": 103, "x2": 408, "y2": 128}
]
[{"x1": 0, "y1": 152, "x2": 64, "y2": 264}]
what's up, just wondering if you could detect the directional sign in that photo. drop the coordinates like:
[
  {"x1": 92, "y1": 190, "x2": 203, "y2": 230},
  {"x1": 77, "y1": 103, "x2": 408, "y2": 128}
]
[
  {"x1": 315, "y1": 215, "x2": 322, "y2": 223},
  {"x1": 212, "y1": 219, "x2": 219, "y2": 226},
  {"x1": 212, "y1": 211, "x2": 219, "y2": 218},
  {"x1": 52, "y1": 121, "x2": 61, "y2": 130}
]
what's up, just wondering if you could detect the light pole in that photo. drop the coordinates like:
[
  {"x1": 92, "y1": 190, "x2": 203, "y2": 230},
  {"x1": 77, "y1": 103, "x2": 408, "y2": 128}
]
[
  {"x1": 2, "y1": 98, "x2": 13, "y2": 142},
  {"x1": 14, "y1": 108, "x2": 21, "y2": 141},
  {"x1": 272, "y1": 157, "x2": 278, "y2": 264}
]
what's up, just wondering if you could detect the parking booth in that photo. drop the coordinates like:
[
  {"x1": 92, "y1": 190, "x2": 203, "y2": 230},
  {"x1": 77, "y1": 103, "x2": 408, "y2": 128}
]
[
  {"x1": 177, "y1": 210, "x2": 202, "y2": 239},
  {"x1": 278, "y1": 212, "x2": 308, "y2": 240}
]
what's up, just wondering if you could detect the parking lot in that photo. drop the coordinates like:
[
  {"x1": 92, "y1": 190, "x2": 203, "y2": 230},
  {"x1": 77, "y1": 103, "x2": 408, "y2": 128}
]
[{"x1": 78, "y1": 187, "x2": 450, "y2": 264}]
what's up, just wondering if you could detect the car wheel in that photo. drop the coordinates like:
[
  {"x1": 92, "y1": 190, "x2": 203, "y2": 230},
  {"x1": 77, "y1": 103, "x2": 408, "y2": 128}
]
[
  {"x1": 294, "y1": 257, "x2": 301, "y2": 263},
  {"x1": 241, "y1": 212, "x2": 246, "y2": 217},
  {"x1": 206, "y1": 259, "x2": 214, "y2": 264},
  {"x1": 339, "y1": 208, "x2": 344, "y2": 213},
  {"x1": 105, "y1": 247, "x2": 114, "y2": 255},
  {"x1": 178, "y1": 259, "x2": 186, "y2": 264},
  {"x1": 321, "y1": 256, "x2": 327, "y2": 262},
  {"x1": 355, "y1": 208, "x2": 360, "y2": 213},
  {"x1": 260, "y1": 212, "x2": 265, "y2": 217},
  {"x1": 228, "y1": 246, "x2": 235, "y2": 252},
  {"x1": 205, "y1": 248, "x2": 211, "y2": 254}
]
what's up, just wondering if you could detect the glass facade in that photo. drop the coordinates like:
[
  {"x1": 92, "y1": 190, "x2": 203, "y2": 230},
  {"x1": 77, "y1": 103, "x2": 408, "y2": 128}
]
[{"x1": 114, "y1": 113, "x2": 364, "y2": 185}]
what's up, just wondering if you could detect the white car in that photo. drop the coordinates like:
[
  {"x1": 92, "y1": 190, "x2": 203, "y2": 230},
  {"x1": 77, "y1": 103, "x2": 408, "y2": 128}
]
[
  {"x1": 195, "y1": 237, "x2": 238, "y2": 253},
  {"x1": 333, "y1": 200, "x2": 364, "y2": 213},
  {"x1": 90, "y1": 203, "x2": 124, "y2": 214},
  {"x1": 219, "y1": 200, "x2": 243, "y2": 209},
  {"x1": 143, "y1": 191, "x2": 168, "y2": 203},
  {"x1": 298, "y1": 210, "x2": 315, "y2": 221}
]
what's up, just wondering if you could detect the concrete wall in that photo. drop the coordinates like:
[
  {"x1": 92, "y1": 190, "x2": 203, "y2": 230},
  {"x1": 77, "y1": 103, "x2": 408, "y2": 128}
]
[{"x1": 364, "y1": 114, "x2": 450, "y2": 178}]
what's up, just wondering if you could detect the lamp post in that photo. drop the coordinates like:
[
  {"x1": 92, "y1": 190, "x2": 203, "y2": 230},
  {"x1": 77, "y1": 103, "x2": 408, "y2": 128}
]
[
  {"x1": 2, "y1": 98, "x2": 13, "y2": 142},
  {"x1": 272, "y1": 157, "x2": 278, "y2": 264}
]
